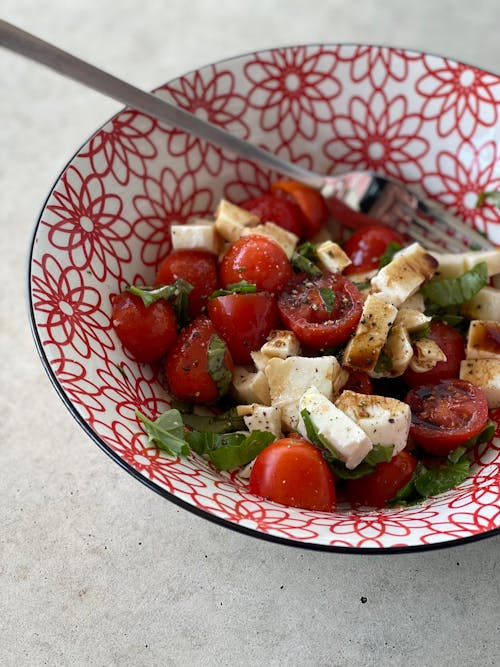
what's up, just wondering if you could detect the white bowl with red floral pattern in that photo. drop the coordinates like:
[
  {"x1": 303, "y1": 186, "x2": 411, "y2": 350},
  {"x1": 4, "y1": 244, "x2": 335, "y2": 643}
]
[{"x1": 29, "y1": 45, "x2": 500, "y2": 552}]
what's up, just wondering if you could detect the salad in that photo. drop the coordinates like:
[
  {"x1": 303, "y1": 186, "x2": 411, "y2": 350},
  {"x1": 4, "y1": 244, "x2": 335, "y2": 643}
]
[{"x1": 111, "y1": 180, "x2": 500, "y2": 511}]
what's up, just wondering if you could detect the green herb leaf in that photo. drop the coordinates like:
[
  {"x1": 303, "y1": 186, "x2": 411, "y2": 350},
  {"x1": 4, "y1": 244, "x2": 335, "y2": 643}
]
[
  {"x1": 422, "y1": 262, "x2": 488, "y2": 307},
  {"x1": 476, "y1": 190, "x2": 500, "y2": 209},
  {"x1": 410, "y1": 323, "x2": 431, "y2": 342},
  {"x1": 129, "y1": 279, "x2": 194, "y2": 326},
  {"x1": 364, "y1": 444, "x2": 394, "y2": 466},
  {"x1": 206, "y1": 430, "x2": 275, "y2": 471},
  {"x1": 210, "y1": 280, "x2": 257, "y2": 298},
  {"x1": 181, "y1": 408, "x2": 246, "y2": 434},
  {"x1": 414, "y1": 455, "x2": 470, "y2": 497},
  {"x1": 207, "y1": 334, "x2": 232, "y2": 396},
  {"x1": 329, "y1": 460, "x2": 376, "y2": 480},
  {"x1": 374, "y1": 350, "x2": 393, "y2": 374},
  {"x1": 319, "y1": 287, "x2": 336, "y2": 315},
  {"x1": 379, "y1": 242, "x2": 402, "y2": 268},
  {"x1": 300, "y1": 408, "x2": 334, "y2": 452},
  {"x1": 135, "y1": 409, "x2": 190, "y2": 457},
  {"x1": 291, "y1": 242, "x2": 322, "y2": 276},
  {"x1": 352, "y1": 281, "x2": 372, "y2": 291},
  {"x1": 387, "y1": 461, "x2": 427, "y2": 506}
]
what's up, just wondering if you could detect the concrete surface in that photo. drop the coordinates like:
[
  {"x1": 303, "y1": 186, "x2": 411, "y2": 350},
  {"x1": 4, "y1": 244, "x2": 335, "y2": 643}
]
[{"x1": 1, "y1": 1, "x2": 500, "y2": 665}]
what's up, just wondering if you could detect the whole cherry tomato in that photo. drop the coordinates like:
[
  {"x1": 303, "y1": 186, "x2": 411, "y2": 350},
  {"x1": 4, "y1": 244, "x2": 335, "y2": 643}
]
[
  {"x1": 240, "y1": 194, "x2": 305, "y2": 237},
  {"x1": 345, "y1": 451, "x2": 418, "y2": 507},
  {"x1": 165, "y1": 316, "x2": 233, "y2": 404},
  {"x1": 343, "y1": 224, "x2": 405, "y2": 275},
  {"x1": 155, "y1": 249, "x2": 219, "y2": 318},
  {"x1": 111, "y1": 291, "x2": 177, "y2": 363},
  {"x1": 249, "y1": 437, "x2": 336, "y2": 511},
  {"x1": 219, "y1": 235, "x2": 293, "y2": 295},
  {"x1": 271, "y1": 179, "x2": 329, "y2": 238}
]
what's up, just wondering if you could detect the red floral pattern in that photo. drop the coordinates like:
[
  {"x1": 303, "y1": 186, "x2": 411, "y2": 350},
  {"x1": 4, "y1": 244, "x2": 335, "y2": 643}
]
[{"x1": 29, "y1": 45, "x2": 500, "y2": 551}]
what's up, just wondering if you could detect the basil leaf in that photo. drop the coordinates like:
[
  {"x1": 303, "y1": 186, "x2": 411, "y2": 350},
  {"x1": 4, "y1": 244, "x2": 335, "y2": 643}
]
[
  {"x1": 291, "y1": 242, "x2": 322, "y2": 276},
  {"x1": 129, "y1": 279, "x2": 194, "y2": 326},
  {"x1": 210, "y1": 280, "x2": 257, "y2": 298},
  {"x1": 207, "y1": 334, "x2": 232, "y2": 396},
  {"x1": 422, "y1": 262, "x2": 488, "y2": 307},
  {"x1": 374, "y1": 350, "x2": 393, "y2": 374},
  {"x1": 414, "y1": 455, "x2": 470, "y2": 498},
  {"x1": 455, "y1": 418, "x2": 497, "y2": 455},
  {"x1": 379, "y1": 242, "x2": 402, "y2": 268},
  {"x1": 387, "y1": 461, "x2": 428, "y2": 506},
  {"x1": 136, "y1": 409, "x2": 190, "y2": 457},
  {"x1": 206, "y1": 430, "x2": 275, "y2": 471},
  {"x1": 364, "y1": 444, "x2": 394, "y2": 466},
  {"x1": 352, "y1": 281, "x2": 372, "y2": 291},
  {"x1": 319, "y1": 287, "x2": 336, "y2": 315},
  {"x1": 181, "y1": 408, "x2": 245, "y2": 434},
  {"x1": 410, "y1": 322, "x2": 431, "y2": 342},
  {"x1": 329, "y1": 460, "x2": 376, "y2": 480},
  {"x1": 300, "y1": 409, "x2": 333, "y2": 451},
  {"x1": 476, "y1": 190, "x2": 500, "y2": 209}
]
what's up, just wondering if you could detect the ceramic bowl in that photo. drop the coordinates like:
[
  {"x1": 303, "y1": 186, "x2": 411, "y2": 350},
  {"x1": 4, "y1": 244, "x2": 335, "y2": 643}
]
[{"x1": 29, "y1": 45, "x2": 500, "y2": 552}]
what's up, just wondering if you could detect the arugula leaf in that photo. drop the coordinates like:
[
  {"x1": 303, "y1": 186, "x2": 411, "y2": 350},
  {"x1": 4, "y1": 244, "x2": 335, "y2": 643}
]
[
  {"x1": 476, "y1": 190, "x2": 500, "y2": 209},
  {"x1": 422, "y1": 262, "x2": 488, "y2": 307},
  {"x1": 207, "y1": 334, "x2": 232, "y2": 396},
  {"x1": 291, "y1": 242, "x2": 322, "y2": 276},
  {"x1": 136, "y1": 409, "x2": 190, "y2": 457},
  {"x1": 210, "y1": 280, "x2": 257, "y2": 298},
  {"x1": 379, "y1": 242, "x2": 402, "y2": 268},
  {"x1": 129, "y1": 279, "x2": 194, "y2": 326},
  {"x1": 319, "y1": 287, "x2": 336, "y2": 315},
  {"x1": 180, "y1": 408, "x2": 245, "y2": 433}
]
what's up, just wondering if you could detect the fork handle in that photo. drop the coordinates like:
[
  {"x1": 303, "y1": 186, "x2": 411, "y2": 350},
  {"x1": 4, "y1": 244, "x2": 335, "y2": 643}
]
[{"x1": 0, "y1": 19, "x2": 325, "y2": 188}]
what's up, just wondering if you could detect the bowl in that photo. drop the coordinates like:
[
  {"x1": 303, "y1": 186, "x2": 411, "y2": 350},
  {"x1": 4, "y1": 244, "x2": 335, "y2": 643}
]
[{"x1": 29, "y1": 44, "x2": 500, "y2": 552}]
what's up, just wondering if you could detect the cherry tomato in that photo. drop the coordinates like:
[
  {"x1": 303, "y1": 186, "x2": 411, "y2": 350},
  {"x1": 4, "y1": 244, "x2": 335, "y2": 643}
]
[
  {"x1": 271, "y1": 179, "x2": 328, "y2": 238},
  {"x1": 344, "y1": 370, "x2": 374, "y2": 395},
  {"x1": 208, "y1": 293, "x2": 279, "y2": 365},
  {"x1": 345, "y1": 451, "x2": 418, "y2": 507},
  {"x1": 155, "y1": 249, "x2": 219, "y2": 318},
  {"x1": 249, "y1": 437, "x2": 336, "y2": 511},
  {"x1": 343, "y1": 224, "x2": 405, "y2": 275},
  {"x1": 406, "y1": 379, "x2": 489, "y2": 456},
  {"x1": 277, "y1": 273, "x2": 363, "y2": 350},
  {"x1": 219, "y1": 235, "x2": 293, "y2": 295},
  {"x1": 165, "y1": 316, "x2": 233, "y2": 404},
  {"x1": 111, "y1": 291, "x2": 177, "y2": 363},
  {"x1": 240, "y1": 194, "x2": 305, "y2": 237},
  {"x1": 402, "y1": 320, "x2": 466, "y2": 388}
]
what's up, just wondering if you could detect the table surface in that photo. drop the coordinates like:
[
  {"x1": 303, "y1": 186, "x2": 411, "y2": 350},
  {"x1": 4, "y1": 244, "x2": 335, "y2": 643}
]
[{"x1": 2, "y1": 1, "x2": 500, "y2": 665}]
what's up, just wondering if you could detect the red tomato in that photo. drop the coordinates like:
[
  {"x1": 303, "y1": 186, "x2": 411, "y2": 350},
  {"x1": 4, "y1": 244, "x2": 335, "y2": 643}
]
[
  {"x1": 111, "y1": 291, "x2": 177, "y2": 363},
  {"x1": 271, "y1": 179, "x2": 329, "y2": 238},
  {"x1": 249, "y1": 438, "x2": 336, "y2": 511},
  {"x1": 208, "y1": 293, "x2": 279, "y2": 365},
  {"x1": 345, "y1": 451, "x2": 418, "y2": 507},
  {"x1": 219, "y1": 235, "x2": 293, "y2": 295},
  {"x1": 344, "y1": 370, "x2": 374, "y2": 395},
  {"x1": 406, "y1": 379, "x2": 489, "y2": 456},
  {"x1": 155, "y1": 249, "x2": 219, "y2": 318},
  {"x1": 240, "y1": 194, "x2": 305, "y2": 237},
  {"x1": 165, "y1": 316, "x2": 233, "y2": 404},
  {"x1": 343, "y1": 224, "x2": 405, "y2": 275},
  {"x1": 277, "y1": 273, "x2": 363, "y2": 349},
  {"x1": 402, "y1": 320, "x2": 466, "y2": 387}
]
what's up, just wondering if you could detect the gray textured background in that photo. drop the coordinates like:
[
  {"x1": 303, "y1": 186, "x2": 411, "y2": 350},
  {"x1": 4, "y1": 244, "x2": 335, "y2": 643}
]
[{"x1": 2, "y1": 1, "x2": 500, "y2": 665}]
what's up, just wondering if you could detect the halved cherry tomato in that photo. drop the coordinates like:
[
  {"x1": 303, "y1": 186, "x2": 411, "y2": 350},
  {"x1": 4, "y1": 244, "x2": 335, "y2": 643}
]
[
  {"x1": 402, "y1": 320, "x2": 466, "y2": 388},
  {"x1": 406, "y1": 379, "x2": 489, "y2": 456},
  {"x1": 271, "y1": 179, "x2": 328, "y2": 238},
  {"x1": 155, "y1": 249, "x2": 219, "y2": 318},
  {"x1": 277, "y1": 273, "x2": 363, "y2": 349},
  {"x1": 344, "y1": 369, "x2": 374, "y2": 395},
  {"x1": 165, "y1": 316, "x2": 233, "y2": 404},
  {"x1": 249, "y1": 437, "x2": 336, "y2": 511},
  {"x1": 111, "y1": 291, "x2": 177, "y2": 363},
  {"x1": 343, "y1": 224, "x2": 406, "y2": 275},
  {"x1": 219, "y1": 235, "x2": 293, "y2": 295},
  {"x1": 345, "y1": 451, "x2": 418, "y2": 507},
  {"x1": 208, "y1": 292, "x2": 279, "y2": 365},
  {"x1": 240, "y1": 194, "x2": 305, "y2": 237}
]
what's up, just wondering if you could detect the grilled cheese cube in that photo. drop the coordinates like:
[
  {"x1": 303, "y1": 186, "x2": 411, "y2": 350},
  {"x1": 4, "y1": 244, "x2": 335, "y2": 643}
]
[
  {"x1": 394, "y1": 308, "x2": 431, "y2": 334},
  {"x1": 316, "y1": 241, "x2": 352, "y2": 273},
  {"x1": 241, "y1": 222, "x2": 298, "y2": 258},
  {"x1": 335, "y1": 390, "x2": 411, "y2": 456},
  {"x1": 260, "y1": 329, "x2": 301, "y2": 360},
  {"x1": 466, "y1": 320, "x2": 500, "y2": 360},
  {"x1": 431, "y1": 249, "x2": 500, "y2": 279},
  {"x1": 371, "y1": 242, "x2": 438, "y2": 307},
  {"x1": 399, "y1": 292, "x2": 426, "y2": 312},
  {"x1": 214, "y1": 199, "x2": 259, "y2": 243},
  {"x1": 408, "y1": 338, "x2": 446, "y2": 373},
  {"x1": 264, "y1": 355, "x2": 341, "y2": 430},
  {"x1": 371, "y1": 323, "x2": 413, "y2": 378},
  {"x1": 298, "y1": 386, "x2": 372, "y2": 469},
  {"x1": 343, "y1": 295, "x2": 397, "y2": 374},
  {"x1": 462, "y1": 287, "x2": 500, "y2": 322},
  {"x1": 170, "y1": 220, "x2": 221, "y2": 254},
  {"x1": 230, "y1": 367, "x2": 271, "y2": 405},
  {"x1": 236, "y1": 404, "x2": 282, "y2": 437},
  {"x1": 460, "y1": 359, "x2": 500, "y2": 408}
]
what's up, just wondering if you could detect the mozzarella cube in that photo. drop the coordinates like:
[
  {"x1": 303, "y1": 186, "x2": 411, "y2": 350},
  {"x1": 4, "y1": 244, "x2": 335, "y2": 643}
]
[
  {"x1": 462, "y1": 287, "x2": 500, "y2": 322},
  {"x1": 236, "y1": 404, "x2": 282, "y2": 437},
  {"x1": 343, "y1": 295, "x2": 397, "y2": 374},
  {"x1": 466, "y1": 320, "x2": 500, "y2": 360},
  {"x1": 214, "y1": 199, "x2": 259, "y2": 243},
  {"x1": 260, "y1": 329, "x2": 301, "y2": 360},
  {"x1": 316, "y1": 241, "x2": 352, "y2": 273},
  {"x1": 241, "y1": 222, "x2": 298, "y2": 259},
  {"x1": 335, "y1": 390, "x2": 411, "y2": 456},
  {"x1": 372, "y1": 323, "x2": 413, "y2": 378},
  {"x1": 460, "y1": 359, "x2": 500, "y2": 409},
  {"x1": 399, "y1": 292, "x2": 426, "y2": 312},
  {"x1": 170, "y1": 221, "x2": 221, "y2": 254},
  {"x1": 298, "y1": 386, "x2": 372, "y2": 469},
  {"x1": 371, "y1": 242, "x2": 438, "y2": 307},
  {"x1": 230, "y1": 367, "x2": 271, "y2": 405},
  {"x1": 431, "y1": 249, "x2": 500, "y2": 279},
  {"x1": 408, "y1": 338, "x2": 446, "y2": 373},
  {"x1": 394, "y1": 308, "x2": 431, "y2": 333}
]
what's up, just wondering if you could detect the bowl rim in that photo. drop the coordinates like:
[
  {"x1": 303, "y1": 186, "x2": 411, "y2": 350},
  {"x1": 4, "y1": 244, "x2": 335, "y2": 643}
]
[{"x1": 27, "y1": 42, "x2": 500, "y2": 554}]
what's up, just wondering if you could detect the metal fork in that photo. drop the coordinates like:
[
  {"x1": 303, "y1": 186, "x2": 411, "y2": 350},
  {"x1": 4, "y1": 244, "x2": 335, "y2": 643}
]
[{"x1": 1, "y1": 19, "x2": 495, "y2": 252}]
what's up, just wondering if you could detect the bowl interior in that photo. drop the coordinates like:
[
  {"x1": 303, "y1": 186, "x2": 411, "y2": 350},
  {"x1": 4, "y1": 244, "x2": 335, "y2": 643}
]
[{"x1": 29, "y1": 45, "x2": 500, "y2": 551}]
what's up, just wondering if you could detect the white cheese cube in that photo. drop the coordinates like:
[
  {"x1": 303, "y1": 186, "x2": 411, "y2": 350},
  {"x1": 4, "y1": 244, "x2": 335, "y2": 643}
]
[
  {"x1": 260, "y1": 329, "x2": 301, "y2": 360},
  {"x1": 431, "y1": 249, "x2": 500, "y2": 279},
  {"x1": 371, "y1": 242, "x2": 438, "y2": 307},
  {"x1": 460, "y1": 359, "x2": 500, "y2": 409},
  {"x1": 236, "y1": 404, "x2": 282, "y2": 437},
  {"x1": 394, "y1": 308, "x2": 431, "y2": 333},
  {"x1": 343, "y1": 295, "x2": 397, "y2": 374},
  {"x1": 466, "y1": 320, "x2": 500, "y2": 360},
  {"x1": 298, "y1": 386, "x2": 372, "y2": 469},
  {"x1": 214, "y1": 199, "x2": 259, "y2": 243},
  {"x1": 399, "y1": 292, "x2": 426, "y2": 312},
  {"x1": 408, "y1": 339, "x2": 446, "y2": 373},
  {"x1": 316, "y1": 241, "x2": 352, "y2": 273},
  {"x1": 250, "y1": 350, "x2": 269, "y2": 372},
  {"x1": 372, "y1": 323, "x2": 413, "y2": 378},
  {"x1": 230, "y1": 367, "x2": 271, "y2": 405},
  {"x1": 462, "y1": 287, "x2": 500, "y2": 322},
  {"x1": 335, "y1": 390, "x2": 411, "y2": 456},
  {"x1": 241, "y1": 222, "x2": 298, "y2": 259},
  {"x1": 170, "y1": 221, "x2": 221, "y2": 254}
]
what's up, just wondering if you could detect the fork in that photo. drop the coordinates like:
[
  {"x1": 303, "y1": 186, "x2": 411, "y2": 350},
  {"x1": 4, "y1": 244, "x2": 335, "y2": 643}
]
[{"x1": 0, "y1": 19, "x2": 495, "y2": 252}]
